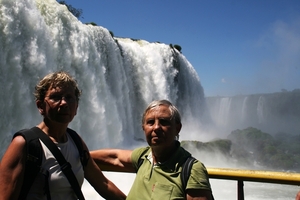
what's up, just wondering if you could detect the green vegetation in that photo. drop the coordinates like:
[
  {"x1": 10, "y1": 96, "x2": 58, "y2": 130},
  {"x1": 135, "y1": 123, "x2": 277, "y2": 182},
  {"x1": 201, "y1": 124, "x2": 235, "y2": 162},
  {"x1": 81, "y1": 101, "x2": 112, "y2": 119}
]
[
  {"x1": 56, "y1": 1, "x2": 185, "y2": 50},
  {"x1": 169, "y1": 44, "x2": 182, "y2": 53},
  {"x1": 58, "y1": 1, "x2": 83, "y2": 19},
  {"x1": 109, "y1": 31, "x2": 114, "y2": 38},
  {"x1": 85, "y1": 22, "x2": 98, "y2": 26},
  {"x1": 182, "y1": 127, "x2": 300, "y2": 172},
  {"x1": 173, "y1": 44, "x2": 182, "y2": 53},
  {"x1": 181, "y1": 139, "x2": 231, "y2": 155}
]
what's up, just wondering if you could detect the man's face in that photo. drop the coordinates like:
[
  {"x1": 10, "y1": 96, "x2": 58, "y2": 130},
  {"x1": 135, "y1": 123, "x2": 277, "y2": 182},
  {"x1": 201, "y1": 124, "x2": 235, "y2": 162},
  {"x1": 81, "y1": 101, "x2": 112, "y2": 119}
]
[{"x1": 142, "y1": 105, "x2": 181, "y2": 148}]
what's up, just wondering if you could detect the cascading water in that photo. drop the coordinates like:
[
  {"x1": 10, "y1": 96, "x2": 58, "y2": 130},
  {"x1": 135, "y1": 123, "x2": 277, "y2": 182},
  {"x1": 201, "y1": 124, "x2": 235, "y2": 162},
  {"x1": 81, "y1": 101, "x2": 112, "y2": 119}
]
[
  {"x1": 217, "y1": 97, "x2": 232, "y2": 126},
  {"x1": 206, "y1": 92, "x2": 300, "y2": 136},
  {"x1": 0, "y1": 0, "x2": 206, "y2": 152},
  {"x1": 241, "y1": 96, "x2": 248, "y2": 122},
  {"x1": 257, "y1": 96, "x2": 265, "y2": 124},
  {"x1": 0, "y1": 0, "x2": 299, "y2": 199}
]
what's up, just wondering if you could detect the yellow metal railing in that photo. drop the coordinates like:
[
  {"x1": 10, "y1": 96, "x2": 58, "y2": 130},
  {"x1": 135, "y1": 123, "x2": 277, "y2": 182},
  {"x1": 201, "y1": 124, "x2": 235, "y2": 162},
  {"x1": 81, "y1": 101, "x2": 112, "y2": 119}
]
[{"x1": 207, "y1": 168, "x2": 300, "y2": 200}]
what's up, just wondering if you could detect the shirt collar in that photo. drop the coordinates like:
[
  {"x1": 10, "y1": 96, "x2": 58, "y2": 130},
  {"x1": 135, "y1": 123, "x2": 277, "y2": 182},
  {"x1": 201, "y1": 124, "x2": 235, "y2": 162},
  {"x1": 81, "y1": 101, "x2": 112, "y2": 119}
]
[{"x1": 146, "y1": 141, "x2": 182, "y2": 166}]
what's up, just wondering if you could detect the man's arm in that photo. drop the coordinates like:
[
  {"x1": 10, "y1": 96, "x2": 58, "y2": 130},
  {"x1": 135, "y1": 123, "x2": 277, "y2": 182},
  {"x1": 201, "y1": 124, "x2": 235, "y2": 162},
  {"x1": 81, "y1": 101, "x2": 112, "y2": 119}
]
[
  {"x1": 90, "y1": 149, "x2": 135, "y2": 173},
  {"x1": 0, "y1": 136, "x2": 26, "y2": 200},
  {"x1": 186, "y1": 189, "x2": 214, "y2": 200},
  {"x1": 82, "y1": 142, "x2": 127, "y2": 199}
]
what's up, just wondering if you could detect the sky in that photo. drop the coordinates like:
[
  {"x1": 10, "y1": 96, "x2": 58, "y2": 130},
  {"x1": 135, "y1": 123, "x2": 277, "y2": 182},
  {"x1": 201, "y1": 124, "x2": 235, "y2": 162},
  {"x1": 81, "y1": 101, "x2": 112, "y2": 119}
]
[{"x1": 62, "y1": 0, "x2": 300, "y2": 97}]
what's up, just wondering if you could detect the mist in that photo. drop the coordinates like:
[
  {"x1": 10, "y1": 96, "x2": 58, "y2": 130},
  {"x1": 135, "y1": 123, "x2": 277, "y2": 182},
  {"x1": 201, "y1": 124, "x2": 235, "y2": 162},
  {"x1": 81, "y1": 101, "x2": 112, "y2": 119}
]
[{"x1": 0, "y1": 0, "x2": 299, "y2": 199}]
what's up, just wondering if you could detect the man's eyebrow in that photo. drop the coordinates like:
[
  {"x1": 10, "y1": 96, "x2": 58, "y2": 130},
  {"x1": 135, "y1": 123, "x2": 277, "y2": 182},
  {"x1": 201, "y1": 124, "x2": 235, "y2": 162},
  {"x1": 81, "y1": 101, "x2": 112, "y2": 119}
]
[{"x1": 158, "y1": 117, "x2": 172, "y2": 120}]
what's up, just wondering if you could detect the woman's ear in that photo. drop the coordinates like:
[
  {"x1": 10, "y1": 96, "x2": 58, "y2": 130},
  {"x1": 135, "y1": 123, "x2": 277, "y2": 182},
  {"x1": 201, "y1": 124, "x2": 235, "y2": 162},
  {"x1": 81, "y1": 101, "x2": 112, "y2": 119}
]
[
  {"x1": 36, "y1": 100, "x2": 45, "y2": 115},
  {"x1": 74, "y1": 103, "x2": 78, "y2": 115}
]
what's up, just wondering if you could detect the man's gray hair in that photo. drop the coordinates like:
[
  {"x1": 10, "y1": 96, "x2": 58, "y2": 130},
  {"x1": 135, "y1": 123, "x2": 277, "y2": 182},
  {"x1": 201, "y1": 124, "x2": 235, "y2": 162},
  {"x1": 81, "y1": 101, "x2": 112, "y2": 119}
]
[{"x1": 142, "y1": 99, "x2": 181, "y2": 125}]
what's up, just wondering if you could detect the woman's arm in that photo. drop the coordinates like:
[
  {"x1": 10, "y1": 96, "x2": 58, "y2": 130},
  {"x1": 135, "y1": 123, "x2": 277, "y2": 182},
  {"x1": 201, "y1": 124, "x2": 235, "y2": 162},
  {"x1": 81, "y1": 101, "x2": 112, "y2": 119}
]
[
  {"x1": 90, "y1": 149, "x2": 135, "y2": 172},
  {"x1": 82, "y1": 142, "x2": 127, "y2": 199},
  {"x1": 0, "y1": 136, "x2": 26, "y2": 200},
  {"x1": 296, "y1": 191, "x2": 300, "y2": 200}
]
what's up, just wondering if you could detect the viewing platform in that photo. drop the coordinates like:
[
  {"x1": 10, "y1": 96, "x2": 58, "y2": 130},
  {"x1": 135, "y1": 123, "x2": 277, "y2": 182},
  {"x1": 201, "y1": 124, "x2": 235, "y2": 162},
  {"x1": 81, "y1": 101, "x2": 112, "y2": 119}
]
[{"x1": 207, "y1": 167, "x2": 300, "y2": 200}]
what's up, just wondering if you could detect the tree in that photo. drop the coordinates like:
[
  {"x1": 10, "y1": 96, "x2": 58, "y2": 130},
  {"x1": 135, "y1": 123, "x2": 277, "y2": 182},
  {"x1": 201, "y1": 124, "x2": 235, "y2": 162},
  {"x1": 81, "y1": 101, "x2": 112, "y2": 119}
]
[
  {"x1": 174, "y1": 44, "x2": 182, "y2": 53},
  {"x1": 58, "y1": 1, "x2": 83, "y2": 19}
]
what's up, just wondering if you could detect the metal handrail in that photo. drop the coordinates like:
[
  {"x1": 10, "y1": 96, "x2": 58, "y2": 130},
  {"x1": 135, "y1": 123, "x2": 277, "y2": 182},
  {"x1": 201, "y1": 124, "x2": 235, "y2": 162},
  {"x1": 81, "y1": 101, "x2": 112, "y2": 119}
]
[
  {"x1": 102, "y1": 167, "x2": 300, "y2": 199},
  {"x1": 208, "y1": 167, "x2": 300, "y2": 185},
  {"x1": 207, "y1": 167, "x2": 300, "y2": 200}
]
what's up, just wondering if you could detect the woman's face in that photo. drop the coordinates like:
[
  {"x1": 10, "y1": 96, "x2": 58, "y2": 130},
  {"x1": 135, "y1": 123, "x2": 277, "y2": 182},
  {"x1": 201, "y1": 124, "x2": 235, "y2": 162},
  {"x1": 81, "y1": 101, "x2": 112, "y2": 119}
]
[
  {"x1": 37, "y1": 85, "x2": 78, "y2": 125},
  {"x1": 142, "y1": 105, "x2": 181, "y2": 148}
]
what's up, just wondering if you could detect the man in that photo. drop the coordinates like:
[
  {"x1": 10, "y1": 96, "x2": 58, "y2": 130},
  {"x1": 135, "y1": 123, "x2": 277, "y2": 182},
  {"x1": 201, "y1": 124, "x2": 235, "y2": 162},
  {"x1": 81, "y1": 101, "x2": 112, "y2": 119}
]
[{"x1": 91, "y1": 99, "x2": 214, "y2": 200}]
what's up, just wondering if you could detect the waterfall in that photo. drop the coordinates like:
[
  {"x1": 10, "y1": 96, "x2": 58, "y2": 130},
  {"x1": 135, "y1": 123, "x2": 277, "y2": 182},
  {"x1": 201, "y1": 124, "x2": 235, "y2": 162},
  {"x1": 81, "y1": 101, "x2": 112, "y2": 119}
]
[
  {"x1": 217, "y1": 97, "x2": 232, "y2": 126},
  {"x1": 241, "y1": 96, "x2": 248, "y2": 122},
  {"x1": 0, "y1": 0, "x2": 206, "y2": 154},
  {"x1": 2, "y1": 0, "x2": 300, "y2": 199},
  {"x1": 257, "y1": 96, "x2": 265, "y2": 124},
  {"x1": 206, "y1": 93, "x2": 300, "y2": 135}
]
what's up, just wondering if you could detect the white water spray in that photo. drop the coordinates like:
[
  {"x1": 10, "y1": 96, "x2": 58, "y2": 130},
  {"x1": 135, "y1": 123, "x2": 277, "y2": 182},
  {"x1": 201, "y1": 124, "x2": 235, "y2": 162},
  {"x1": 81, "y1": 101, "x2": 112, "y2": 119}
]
[
  {"x1": 0, "y1": 0, "x2": 298, "y2": 199},
  {"x1": 257, "y1": 96, "x2": 265, "y2": 124},
  {"x1": 0, "y1": 0, "x2": 206, "y2": 150}
]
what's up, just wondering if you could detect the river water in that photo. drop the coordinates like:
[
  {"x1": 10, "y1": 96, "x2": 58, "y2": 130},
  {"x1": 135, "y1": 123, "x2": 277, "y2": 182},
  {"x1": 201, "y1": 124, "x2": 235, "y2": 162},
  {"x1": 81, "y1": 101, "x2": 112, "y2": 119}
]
[{"x1": 0, "y1": 0, "x2": 298, "y2": 199}]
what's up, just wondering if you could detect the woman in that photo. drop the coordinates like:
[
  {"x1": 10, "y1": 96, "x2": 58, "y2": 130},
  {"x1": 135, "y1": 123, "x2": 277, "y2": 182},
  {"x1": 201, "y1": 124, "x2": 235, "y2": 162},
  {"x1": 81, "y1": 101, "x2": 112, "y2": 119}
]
[
  {"x1": 0, "y1": 71, "x2": 126, "y2": 200},
  {"x1": 91, "y1": 99, "x2": 214, "y2": 200}
]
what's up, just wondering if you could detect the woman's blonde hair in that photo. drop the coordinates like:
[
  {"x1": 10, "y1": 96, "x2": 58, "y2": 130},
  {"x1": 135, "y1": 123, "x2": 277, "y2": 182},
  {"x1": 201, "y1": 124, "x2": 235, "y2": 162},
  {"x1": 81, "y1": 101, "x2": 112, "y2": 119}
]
[{"x1": 34, "y1": 71, "x2": 81, "y2": 101}]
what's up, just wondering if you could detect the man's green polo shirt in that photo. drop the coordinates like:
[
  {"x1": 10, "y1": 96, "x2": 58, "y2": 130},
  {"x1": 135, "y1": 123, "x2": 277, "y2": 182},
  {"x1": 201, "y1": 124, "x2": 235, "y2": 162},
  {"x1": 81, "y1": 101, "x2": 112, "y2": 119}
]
[{"x1": 127, "y1": 142, "x2": 211, "y2": 200}]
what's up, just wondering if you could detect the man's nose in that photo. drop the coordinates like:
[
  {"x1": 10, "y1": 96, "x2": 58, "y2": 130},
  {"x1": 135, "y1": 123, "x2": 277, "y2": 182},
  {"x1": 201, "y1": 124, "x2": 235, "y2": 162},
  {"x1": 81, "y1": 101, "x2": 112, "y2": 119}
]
[{"x1": 153, "y1": 121, "x2": 161, "y2": 129}]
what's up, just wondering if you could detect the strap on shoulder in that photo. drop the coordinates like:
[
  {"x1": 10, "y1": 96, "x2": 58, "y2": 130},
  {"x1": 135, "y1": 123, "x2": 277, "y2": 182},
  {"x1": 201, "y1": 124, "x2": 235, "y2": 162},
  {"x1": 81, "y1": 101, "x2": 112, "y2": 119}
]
[
  {"x1": 13, "y1": 128, "x2": 42, "y2": 199},
  {"x1": 67, "y1": 128, "x2": 89, "y2": 168},
  {"x1": 181, "y1": 156, "x2": 196, "y2": 191},
  {"x1": 30, "y1": 127, "x2": 85, "y2": 200},
  {"x1": 180, "y1": 157, "x2": 214, "y2": 199}
]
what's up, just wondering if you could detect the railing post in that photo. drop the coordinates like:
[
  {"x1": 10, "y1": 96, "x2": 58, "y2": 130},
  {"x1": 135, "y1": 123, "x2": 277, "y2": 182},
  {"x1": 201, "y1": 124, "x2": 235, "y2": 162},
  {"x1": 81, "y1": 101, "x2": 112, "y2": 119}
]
[{"x1": 237, "y1": 180, "x2": 244, "y2": 200}]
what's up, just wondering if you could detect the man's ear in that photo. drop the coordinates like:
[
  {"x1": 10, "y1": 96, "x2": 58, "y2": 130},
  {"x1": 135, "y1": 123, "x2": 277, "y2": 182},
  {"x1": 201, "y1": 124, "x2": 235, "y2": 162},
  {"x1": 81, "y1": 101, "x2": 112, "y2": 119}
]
[
  {"x1": 176, "y1": 123, "x2": 182, "y2": 133},
  {"x1": 36, "y1": 100, "x2": 45, "y2": 115}
]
